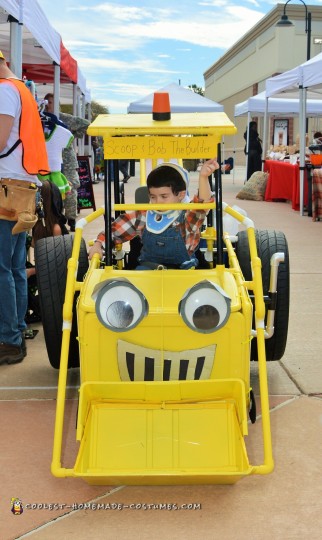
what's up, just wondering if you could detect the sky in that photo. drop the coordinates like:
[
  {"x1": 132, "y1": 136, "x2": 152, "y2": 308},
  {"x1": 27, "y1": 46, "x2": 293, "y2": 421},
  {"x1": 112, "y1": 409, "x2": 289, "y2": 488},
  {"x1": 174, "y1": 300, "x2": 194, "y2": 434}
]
[{"x1": 39, "y1": 0, "x2": 322, "y2": 113}]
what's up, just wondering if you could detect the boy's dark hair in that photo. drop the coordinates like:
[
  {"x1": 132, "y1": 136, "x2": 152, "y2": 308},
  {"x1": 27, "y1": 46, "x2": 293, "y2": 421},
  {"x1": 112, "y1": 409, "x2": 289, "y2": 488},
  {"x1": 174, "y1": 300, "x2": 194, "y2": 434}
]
[{"x1": 147, "y1": 165, "x2": 186, "y2": 195}]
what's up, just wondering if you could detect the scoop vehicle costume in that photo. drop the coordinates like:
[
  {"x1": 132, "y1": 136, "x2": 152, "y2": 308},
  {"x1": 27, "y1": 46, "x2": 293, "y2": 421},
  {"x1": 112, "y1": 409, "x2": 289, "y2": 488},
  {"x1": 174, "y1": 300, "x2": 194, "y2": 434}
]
[{"x1": 33, "y1": 102, "x2": 289, "y2": 485}]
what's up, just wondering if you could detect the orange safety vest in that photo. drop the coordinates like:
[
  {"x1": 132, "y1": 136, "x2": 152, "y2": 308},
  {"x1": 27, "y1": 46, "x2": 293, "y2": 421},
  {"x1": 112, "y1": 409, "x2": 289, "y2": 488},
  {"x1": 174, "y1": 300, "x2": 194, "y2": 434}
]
[{"x1": 0, "y1": 78, "x2": 49, "y2": 175}]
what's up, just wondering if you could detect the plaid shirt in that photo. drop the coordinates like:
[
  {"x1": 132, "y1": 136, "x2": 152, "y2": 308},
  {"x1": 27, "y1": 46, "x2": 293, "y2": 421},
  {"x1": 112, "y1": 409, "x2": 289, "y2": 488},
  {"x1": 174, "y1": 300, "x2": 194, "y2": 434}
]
[{"x1": 97, "y1": 195, "x2": 212, "y2": 256}]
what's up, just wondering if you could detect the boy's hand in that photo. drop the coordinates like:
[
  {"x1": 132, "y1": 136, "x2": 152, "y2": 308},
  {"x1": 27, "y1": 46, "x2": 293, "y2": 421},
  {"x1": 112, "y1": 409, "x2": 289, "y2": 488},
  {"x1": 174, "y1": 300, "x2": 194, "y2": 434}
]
[
  {"x1": 198, "y1": 158, "x2": 218, "y2": 202},
  {"x1": 200, "y1": 158, "x2": 219, "y2": 178},
  {"x1": 88, "y1": 241, "x2": 103, "y2": 260}
]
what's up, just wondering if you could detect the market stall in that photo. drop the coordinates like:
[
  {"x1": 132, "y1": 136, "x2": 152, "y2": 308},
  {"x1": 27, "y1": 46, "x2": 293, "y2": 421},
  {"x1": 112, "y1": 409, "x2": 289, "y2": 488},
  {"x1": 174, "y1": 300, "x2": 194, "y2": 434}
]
[
  {"x1": 265, "y1": 52, "x2": 322, "y2": 216},
  {"x1": 234, "y1": 89, "x2": 322, "y2": 184},
  {"x1": 264, "y1": 160, "x2": 308, "y2": 211}
]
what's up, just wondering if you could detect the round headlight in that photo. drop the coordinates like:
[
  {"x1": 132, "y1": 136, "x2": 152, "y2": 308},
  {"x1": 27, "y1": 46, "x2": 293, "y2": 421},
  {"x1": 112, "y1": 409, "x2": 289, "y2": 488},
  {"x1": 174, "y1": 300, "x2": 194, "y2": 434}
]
[
  {"x1": 179, "y1": 280, "x2": 231, "y2": 333},
  {"x1": 95, "y1": 280, "x2": 148, "y2": 332}
]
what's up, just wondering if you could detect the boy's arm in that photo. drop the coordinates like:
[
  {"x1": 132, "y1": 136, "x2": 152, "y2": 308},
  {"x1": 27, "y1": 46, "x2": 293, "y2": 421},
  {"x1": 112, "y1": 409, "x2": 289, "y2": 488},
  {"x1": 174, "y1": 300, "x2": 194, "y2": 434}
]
[
  {"x1": 198, "y1": 158, "x2": 219, "y2": 201},
  {"x1": 88, "y1": 211, "x2": 145, "y2": 260},
  {"x1": 88, "y1": 233, "x2": 104, "y2": 260}
]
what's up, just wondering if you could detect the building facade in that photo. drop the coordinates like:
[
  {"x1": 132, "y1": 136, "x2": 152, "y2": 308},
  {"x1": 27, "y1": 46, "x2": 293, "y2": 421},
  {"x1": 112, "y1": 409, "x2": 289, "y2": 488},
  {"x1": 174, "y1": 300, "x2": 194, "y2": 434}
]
[{"x1": 204, "y1": 4, "x2": 322, "y2": 164}]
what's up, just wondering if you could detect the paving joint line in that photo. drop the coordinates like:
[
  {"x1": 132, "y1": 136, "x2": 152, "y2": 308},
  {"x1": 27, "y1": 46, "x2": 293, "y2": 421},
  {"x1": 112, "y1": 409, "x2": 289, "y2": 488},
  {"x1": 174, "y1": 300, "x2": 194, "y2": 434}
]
[
  {"x1": 14, "y1": 486, "x2": 126, "y2": 539},
  {"x1": 280, "y1": 360, "x2": 306, "y2": 394}
]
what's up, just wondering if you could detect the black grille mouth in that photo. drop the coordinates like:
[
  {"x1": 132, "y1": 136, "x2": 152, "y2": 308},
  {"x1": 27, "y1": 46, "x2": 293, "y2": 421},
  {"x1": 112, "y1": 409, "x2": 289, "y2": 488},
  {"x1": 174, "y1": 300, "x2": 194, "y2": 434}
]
[{"x1": 117, "y1": 340, "x2": 216, "y2": 381}]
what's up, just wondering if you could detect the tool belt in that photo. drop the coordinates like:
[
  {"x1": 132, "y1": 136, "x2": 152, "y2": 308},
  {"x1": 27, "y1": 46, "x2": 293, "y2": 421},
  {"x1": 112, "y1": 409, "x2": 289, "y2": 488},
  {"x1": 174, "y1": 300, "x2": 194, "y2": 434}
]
[
  {"x1": 0, "y1": 178, "x2": 38, "y2": 234},
  {"x1": 0, "y1": 178, "x2": 38, "y2": 220}
]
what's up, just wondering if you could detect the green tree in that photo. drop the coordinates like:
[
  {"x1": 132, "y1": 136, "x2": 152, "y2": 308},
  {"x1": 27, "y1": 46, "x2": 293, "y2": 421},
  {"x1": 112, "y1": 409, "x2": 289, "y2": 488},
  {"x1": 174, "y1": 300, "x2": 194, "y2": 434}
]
[
  {"x1": 188, "y1": 84, "x2": 204, "y2": 96},
  {"x1": 60, "y1": 100, "x2": 109, "y2": 120},
  {"x1": 91, "y1": 100, "x2": 109, "y2": 121}
]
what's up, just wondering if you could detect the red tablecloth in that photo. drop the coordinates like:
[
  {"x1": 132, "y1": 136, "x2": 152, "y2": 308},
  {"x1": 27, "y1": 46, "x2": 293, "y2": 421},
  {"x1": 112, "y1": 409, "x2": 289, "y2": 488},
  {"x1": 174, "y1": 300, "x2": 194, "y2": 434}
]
[{"x1": 264, "y1": 161, "x2": 308, "y2": 211}]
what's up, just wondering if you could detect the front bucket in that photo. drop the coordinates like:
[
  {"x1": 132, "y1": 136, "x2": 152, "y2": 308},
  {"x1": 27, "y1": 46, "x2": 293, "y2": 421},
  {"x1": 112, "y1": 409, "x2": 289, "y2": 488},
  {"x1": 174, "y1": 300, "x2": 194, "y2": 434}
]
[{"x1": 73, "y1": 379, "x2": 253, "y2": 485}]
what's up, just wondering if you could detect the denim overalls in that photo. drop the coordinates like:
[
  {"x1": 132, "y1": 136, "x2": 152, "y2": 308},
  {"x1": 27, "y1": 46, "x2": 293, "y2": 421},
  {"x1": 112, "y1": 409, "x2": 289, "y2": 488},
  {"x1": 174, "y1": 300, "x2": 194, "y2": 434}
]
[{"x1": 137, "y1": 211, "x2": 197, "y2": 270}]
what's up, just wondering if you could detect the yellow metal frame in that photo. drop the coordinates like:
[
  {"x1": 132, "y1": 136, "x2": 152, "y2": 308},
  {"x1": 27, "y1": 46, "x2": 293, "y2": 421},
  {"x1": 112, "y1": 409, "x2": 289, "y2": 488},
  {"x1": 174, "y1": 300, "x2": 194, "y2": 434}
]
[{"x1": 51, "y1": 111, "x2": 273, "y2": 485}]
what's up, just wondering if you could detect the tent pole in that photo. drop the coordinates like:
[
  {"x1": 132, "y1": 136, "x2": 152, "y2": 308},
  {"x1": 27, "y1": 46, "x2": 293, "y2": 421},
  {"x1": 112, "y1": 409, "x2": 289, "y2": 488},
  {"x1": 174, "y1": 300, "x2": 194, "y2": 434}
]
[
  {"x1": 78, "y1": 94, "x2": 85, "y2": 155},
  {"x1": 53, "y1": 64, "x2": 60, "y2": 116},
  {"x1": 232, "y1": 124, "x2": 236, "y2": 185},
  {"x1": 8, "y1": 16, "x2": 22, "y2": 79},
  {"x1": 72, "y1": 83, "x2": 77, "y2": 116},
  {"x1": 245, "y1": 112, "x2": 250, "y2": 182},
  {"x1": 262, "y1": 96, "x2": 268, "y2": 171},
  {"x1": 299, "y1": 86, "x2": 306, "y2": 216}
]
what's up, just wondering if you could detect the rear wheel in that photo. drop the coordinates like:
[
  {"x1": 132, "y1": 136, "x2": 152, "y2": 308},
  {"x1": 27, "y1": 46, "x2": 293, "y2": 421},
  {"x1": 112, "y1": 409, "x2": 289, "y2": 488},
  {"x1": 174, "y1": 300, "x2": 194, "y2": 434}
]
[
  {"x1": 235, "y1": 229, "x2": 289, "y2": 361},
  {"x1": 35, "y1": 235, "x2": 89, "y2": 369}
]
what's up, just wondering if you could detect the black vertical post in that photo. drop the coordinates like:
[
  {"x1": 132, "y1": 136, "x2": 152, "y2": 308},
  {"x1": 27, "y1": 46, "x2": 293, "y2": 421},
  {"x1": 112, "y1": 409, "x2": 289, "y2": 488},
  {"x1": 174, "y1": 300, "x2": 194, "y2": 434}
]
[
  {"x1": 207, "y1": 171, "x2": 214, "y2": 227},
  {"x1": 307, "y1": 11, "x2": 311, "y2": 61},
  {"x1": 113, "y1": 160, "x2": 121, "y2": 218},
  {"x1": 129, "y1": 160, "x2": 135, "y2": 177},
  {"x1": 215, "y1": 143, "x2": 224, "y2": 265},
  {"x1": 104, "y1": 159, "x2": 113, "y2": 266},
  {"x1": 207, "y1": 155, "x2": 216, "y2": 227}
]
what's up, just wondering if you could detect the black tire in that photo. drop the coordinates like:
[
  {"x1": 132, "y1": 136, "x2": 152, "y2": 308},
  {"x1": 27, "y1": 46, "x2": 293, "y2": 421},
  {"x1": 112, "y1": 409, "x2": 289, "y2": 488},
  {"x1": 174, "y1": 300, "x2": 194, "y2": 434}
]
[
  {"x1": 34, "y1": 235, "x2": 89, "y2": 369},
  {"x1": 235, "y1": 230, "x2": 289, "y2": 361}
]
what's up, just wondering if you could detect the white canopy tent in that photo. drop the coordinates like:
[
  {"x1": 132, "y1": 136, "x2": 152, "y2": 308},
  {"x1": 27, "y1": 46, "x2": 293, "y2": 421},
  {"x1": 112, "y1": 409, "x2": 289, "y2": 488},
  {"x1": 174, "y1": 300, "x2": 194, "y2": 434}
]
[
  {"x1": 0, "y1": 0, "x2": 90, "y2": 110},
  {"x1": 266, "y1": 52, "x2": 322, "y2": 97},
  {"x1": 265, "y1": 52, "x2": 322, "y2": 215},
  {"x1": 234, "y1": 90, "x2": 322, "y2": 185},
  {"x1": 128, "y1": 83, "x2": 224, "y2": 113},
  {"x1": 234, "y1": 90, "x2": 322, "y2": 118}
]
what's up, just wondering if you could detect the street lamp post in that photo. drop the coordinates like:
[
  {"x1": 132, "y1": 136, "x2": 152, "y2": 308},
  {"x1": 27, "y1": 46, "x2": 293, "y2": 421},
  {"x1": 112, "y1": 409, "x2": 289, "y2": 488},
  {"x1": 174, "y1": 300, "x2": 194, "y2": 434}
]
[
  {"x1": 276, "y1": 0, "x2": 312, "y2": 216},
  {"x1": 276, "y1": 0, "x2": 311, "y2": 61}
]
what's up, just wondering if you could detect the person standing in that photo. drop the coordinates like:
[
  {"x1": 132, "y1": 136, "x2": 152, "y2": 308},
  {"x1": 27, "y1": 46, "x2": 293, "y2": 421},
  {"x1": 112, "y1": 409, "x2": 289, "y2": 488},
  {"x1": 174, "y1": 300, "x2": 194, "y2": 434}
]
[
  {"x1": 0, "y1": 51, "x2": 49, "y2": 364},
  {"x1": 119, "y1": 160, "x2": 130, "y2": 183},
  {"x1": 244, "y1": 121, "x2": 262, "y2": 181},
  {"x1": 44, "y1": 94, "x2": 89, "y2": 231},
  {"x1": 93, "y1": 142, "x2": 103, "y2": 183}
]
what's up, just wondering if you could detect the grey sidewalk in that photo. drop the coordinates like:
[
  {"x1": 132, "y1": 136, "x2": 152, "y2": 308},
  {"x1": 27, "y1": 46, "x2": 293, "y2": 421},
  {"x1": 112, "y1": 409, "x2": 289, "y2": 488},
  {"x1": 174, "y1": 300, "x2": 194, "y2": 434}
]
[{"x1": 2, "y1": 166, "x2": 322, "y2": 540}]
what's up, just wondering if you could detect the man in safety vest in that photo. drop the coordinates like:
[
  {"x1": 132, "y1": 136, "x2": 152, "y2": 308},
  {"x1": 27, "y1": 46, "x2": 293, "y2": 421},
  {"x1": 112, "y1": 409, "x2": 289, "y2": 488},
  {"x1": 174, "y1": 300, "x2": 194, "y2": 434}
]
[{"x1": 0, "y1": 50, "x2": 49, "y2": 365}]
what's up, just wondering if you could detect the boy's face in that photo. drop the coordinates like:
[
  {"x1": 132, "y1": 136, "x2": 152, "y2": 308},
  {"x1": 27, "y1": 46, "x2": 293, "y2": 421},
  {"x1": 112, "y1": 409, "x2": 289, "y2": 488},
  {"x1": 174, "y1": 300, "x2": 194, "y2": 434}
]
[
  {"x1": 148, "y1": 186, "x2": 186, "y2": 210},
  {"x1": 45, "y1": 96, "x2": 54, "y2": 113}
]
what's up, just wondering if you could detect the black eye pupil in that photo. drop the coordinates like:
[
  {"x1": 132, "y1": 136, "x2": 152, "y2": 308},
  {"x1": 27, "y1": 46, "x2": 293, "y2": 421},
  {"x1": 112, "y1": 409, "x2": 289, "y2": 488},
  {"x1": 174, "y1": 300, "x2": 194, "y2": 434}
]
[{"x1": 192, "y1": 305, "x2": 220, "y2": 330}]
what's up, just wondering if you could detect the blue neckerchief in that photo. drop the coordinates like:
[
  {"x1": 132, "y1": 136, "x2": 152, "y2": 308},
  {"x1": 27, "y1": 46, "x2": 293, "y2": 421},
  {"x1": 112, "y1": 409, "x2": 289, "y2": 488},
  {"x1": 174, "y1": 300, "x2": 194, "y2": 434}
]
[{"x1": 146, "y1": 210, "x2": 181, "y2": 234}]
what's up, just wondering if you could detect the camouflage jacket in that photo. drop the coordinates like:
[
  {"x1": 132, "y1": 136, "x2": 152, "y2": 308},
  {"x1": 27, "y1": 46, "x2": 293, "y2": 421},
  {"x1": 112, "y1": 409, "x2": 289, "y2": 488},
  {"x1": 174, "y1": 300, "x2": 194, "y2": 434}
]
[
  {"x1": 62, "y1": 146, "x2": 80, "y2": 187},
  {"x1": 59, "y1": 112, "x2": 89, "y2": 138}
]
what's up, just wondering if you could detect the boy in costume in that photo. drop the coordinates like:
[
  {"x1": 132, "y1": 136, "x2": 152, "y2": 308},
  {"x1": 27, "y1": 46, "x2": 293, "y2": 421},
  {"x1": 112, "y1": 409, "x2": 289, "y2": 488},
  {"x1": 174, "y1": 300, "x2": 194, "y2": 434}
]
[{"x1": 89, "y1": 159, "x2": 218, "y2": 269}]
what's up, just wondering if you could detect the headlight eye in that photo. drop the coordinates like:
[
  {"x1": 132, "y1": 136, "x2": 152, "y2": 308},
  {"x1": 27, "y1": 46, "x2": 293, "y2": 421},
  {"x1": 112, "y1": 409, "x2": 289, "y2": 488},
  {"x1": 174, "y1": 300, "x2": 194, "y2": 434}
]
[
  {"x1": 179, "y1": 280, "x2": 231, "y2": 333},
  {"x1": 106, "y1": 301, "x2": 134, "y2": 329},
  {"x1": 193, "y1": 304, "x2": 220, "y2": 330},
  {"x1": 94, "y1": 280, "x2": 148, "y2": 332}
]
